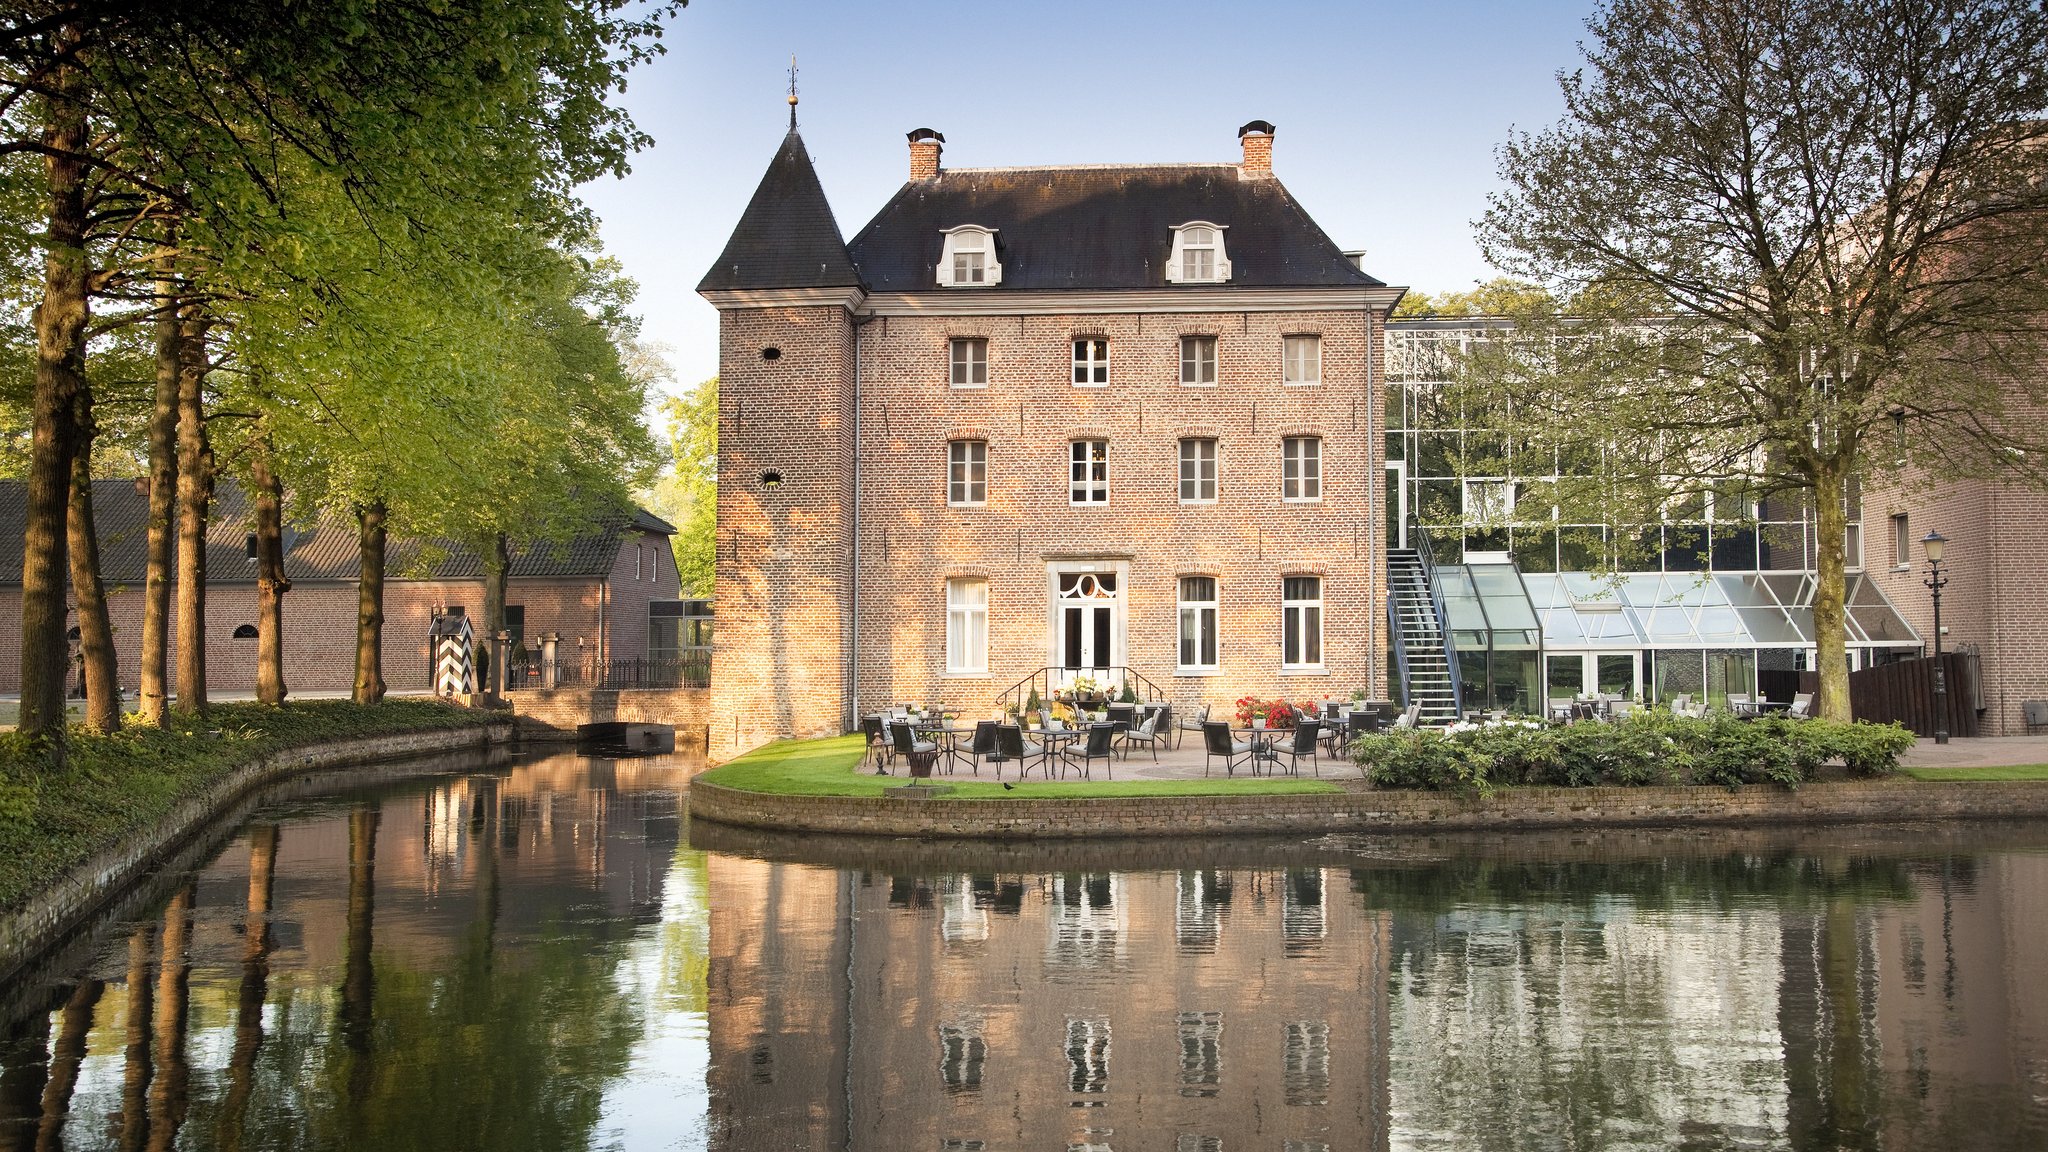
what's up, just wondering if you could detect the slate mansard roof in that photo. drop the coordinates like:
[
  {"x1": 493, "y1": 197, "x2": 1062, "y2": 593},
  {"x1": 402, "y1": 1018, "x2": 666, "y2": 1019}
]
[
  {"x1": 0, "y1": 480, "x2": 673, "y2": 586},
  {"x1": 699, "y1": 128, "x2": 1386, "y2": 295},
  {"x1": 848, "y1": 164, "x2": 1382, "y2": 292}
]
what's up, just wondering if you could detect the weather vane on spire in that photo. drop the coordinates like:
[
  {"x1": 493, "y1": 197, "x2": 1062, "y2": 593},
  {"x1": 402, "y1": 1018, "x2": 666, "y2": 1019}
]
[{"x1": 787, "y1": 54, "x2": 799, "y2": 130}]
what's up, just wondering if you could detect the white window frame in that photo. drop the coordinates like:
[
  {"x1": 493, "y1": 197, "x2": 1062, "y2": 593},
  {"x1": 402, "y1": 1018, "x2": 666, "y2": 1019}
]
[
  {"x1": 1178, "y1": 576, "x2": 1218, "y2": 672},
  {"x1": 948, "y1": 440, "x2": 987, "y2": 507},
  {"x1": 1178, "y1": 438, "x2": 1217, "y2": 504},
  {"x1": 936, "y1": 225, "x2": 1002, "y2": 287},
  {"x1": 949, "y1": 337, "x2": 988, "y2": 387},
  {"x1": 1070, "y1": 439, "x2": 1108, "y2": 505},
  {"x1": 1165, "y1": 221, "x2": 1232, "y2": 284},
  {"x1": 1282, "y1": 437, "x2": 1322, "y2": 503},
  {"x1": 946, "y1": 577, "x2": 988, "y2": 674},
  {"x1": 1283, "y1": 576, "x2": 1324, "y2": 669},
  {"x1": 1072, "y1": 338, "x2": 1109, "y2": 387},
  {"x1": 1283, "y1": 334, "x2": 1321, "y2": 385},
  {"x1": 1180, "y1": 335, "x2": 1217, "y2": 386}
]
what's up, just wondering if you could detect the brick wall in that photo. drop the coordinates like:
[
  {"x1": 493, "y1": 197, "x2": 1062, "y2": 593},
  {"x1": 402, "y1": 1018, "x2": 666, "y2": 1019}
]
[
  {"x1": 688, "y1": 776, "x2": 2048, "y2": 840},
  {"x1": 1864, "y1": 470, "x2": 2048, "y2": 735},
  {"x1": 851, "y1": 306, "x2": 1387, "y2": 723},
  {"x1": 712, "y1": 304, "x2": 857, "y2": 749}
]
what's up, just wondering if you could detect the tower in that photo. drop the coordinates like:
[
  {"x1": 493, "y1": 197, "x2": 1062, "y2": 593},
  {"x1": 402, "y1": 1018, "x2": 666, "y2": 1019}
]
[{"x1": 697, "y1": 122, "x2": 862, "y2": 752}]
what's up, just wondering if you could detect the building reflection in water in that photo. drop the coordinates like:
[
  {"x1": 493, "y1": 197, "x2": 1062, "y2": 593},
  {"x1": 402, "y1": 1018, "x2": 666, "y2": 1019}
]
[
  {"x1": 706, "y1": 842, "x2": 2048, "y2": 1152},
  {"x1": 708, "y1": 858, "x2": 1391, "y2": 1151}
]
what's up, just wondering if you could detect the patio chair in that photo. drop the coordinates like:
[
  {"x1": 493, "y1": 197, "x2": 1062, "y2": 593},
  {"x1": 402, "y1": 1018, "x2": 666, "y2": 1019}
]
[
  {"x1": 1269, "y1": 720, "x2": 1322, "y2": 777},
  {"x1": 1106, "y1": 702, "x2": 1136, "y2": 730},
  {"x1": 2025, "y1": 700, "x2": 2048, "y2": 734},
  {"x1": 1321, "y1": 701, "x2": 1343, "y2": 723},
  {"x1": 889, "y1": 721, "x2": 938, "y2": 759},
  {"x1": 1549, "y1": 697, "x2": 1574, "y2": 721},
  {"x1": 1787, "y1": 692, "x2": 1815, "y2": 719},
  {"x1": 1727, "y1": 693, "x2": 1756, "y2": 717},
  {"x1": 1608, "y1": 701, "x2": 1635, "y2": 720},
  {"x1": 1060, "y1": 723, "x2": 1117, "y2": 780},
  {"x1": 861, "y1": 713, "x2": 891, "y2": 772},
  {"x1": 1176, "y1": 703, "x2": 1212, "y2": 749},
  {"x1": 1203, "y1": 721, "x2": 1257, "y2": 777},
  {"x1": 964, "y1": 720, "x2": 1000, "y2": 776},
  {"x1": 1123, "y1": 709, "x2": 1167, "y2": 762},
  {"x1": 1391, "y1": 703, "x2": 1422, "y2": 730},
  {"x1": 993, "y1": 724, "x2": 1045, "y2": 779}
]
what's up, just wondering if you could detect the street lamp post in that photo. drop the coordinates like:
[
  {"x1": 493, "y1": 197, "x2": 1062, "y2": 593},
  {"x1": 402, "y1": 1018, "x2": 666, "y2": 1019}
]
[{"x1": 1921, "y1": 530, "x2": 1949, "y2": 745}]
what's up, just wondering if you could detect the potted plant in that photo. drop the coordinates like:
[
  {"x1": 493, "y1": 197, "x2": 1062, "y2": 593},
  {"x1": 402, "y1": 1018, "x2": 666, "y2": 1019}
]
[
  {"x1": 1252, "y1": 707, "x2": 1269, "y2": 731},
  {"x1": 1025, "y1": 685, "x2": 1042, "y2": 716}
]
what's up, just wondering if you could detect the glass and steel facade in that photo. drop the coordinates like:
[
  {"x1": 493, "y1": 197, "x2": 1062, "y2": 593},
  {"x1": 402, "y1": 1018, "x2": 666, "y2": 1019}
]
[{"x1": 1387, "y1": 319, "x2": 1920, "y2": 711}]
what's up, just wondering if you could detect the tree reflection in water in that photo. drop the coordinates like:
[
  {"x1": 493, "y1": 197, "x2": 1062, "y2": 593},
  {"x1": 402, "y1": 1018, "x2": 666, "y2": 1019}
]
[{"x1": 1, "y1": 756, "x2": 2047, "y2": 1151}]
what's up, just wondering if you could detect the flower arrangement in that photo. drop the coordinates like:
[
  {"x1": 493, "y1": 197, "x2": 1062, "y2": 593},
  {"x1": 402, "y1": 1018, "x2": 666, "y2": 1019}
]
[{"x1": 1232, "y1": 696, "x2": 1321, "y2": 729}]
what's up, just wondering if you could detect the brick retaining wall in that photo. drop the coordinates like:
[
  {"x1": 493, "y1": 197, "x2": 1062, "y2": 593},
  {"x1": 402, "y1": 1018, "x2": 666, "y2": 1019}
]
[
  {"x1": 686, "y1": 776, "x2": 2048, "y2": 840},
  {"x1": 0, "y1": 721, "x2": 512, "y2": 989},
  {"x1": 509, "y1": 687, "x2": 714, "y2": 744}
]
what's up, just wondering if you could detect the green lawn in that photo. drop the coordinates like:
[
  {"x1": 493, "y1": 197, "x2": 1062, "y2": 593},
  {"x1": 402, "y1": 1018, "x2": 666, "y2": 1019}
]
[
  {"x1": 697, "y1": 735, "x2": 1344, "y2": 799},
  {"x1": 1899, "y1": 764, "x2": 2048, "y2": 782}
]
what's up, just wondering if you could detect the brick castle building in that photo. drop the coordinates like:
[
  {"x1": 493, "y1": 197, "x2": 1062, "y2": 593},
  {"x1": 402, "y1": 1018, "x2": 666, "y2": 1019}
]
[{"x1": 699, "y1": 120, "x2": 1403, "y2": 745}]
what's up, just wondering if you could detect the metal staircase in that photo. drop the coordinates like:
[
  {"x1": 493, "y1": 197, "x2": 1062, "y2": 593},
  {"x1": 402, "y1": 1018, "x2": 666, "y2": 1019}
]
[{"x1": 1388, "y1": 524, "x2": 1463, "y2": 724}]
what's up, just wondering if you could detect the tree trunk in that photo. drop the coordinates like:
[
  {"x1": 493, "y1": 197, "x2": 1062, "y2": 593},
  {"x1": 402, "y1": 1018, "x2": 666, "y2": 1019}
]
[
  {"x1": 18, "y1": 30, "x2": 92, "y2": 753},
  {"x1": 140, "y1": 282, "x2": 182, "y2": 726},
  {"x1": 353, "y1": 501, "x2": 387, "y2": 705},
  {"x1": 481, "y1": 531, "x2": 509, "y2": 689},
  {"x1": 1812, "y1": 465, "x2": 1853, "y2": 721},
  {"x1": 172, "y1": 316, "x2": 212, "y2": 716},
  {"x1": 251, "y1": 449, "x2": 290, "y2": 706},
  {"x1": 67, "y1": 386, "x2": 121, "y2": 733}
]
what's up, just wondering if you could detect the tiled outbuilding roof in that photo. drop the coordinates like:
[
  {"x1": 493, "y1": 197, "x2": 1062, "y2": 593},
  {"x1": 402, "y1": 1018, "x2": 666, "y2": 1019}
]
[
  {"x1": 697, "y1": 129, "x2": 862, "y2": 293},
  {"x1": 0, "y1": 480, "x2": 671, "y2": 586},
  {"x1": 846, "y1": 164, "x2": 1383, "y2": 292}
]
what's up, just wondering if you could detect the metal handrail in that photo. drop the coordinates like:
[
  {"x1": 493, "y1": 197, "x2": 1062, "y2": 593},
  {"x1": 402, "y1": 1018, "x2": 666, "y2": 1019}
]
[
  {"x1": 994, "y1": 665, "x2": 1167, "y2": 717},
  {"x1": 1409, "y1": 522, "x2": 1466, "y2": 718},
  {"x1": 1386, "y1": 594, "x2": 1413, "y2": 711}
]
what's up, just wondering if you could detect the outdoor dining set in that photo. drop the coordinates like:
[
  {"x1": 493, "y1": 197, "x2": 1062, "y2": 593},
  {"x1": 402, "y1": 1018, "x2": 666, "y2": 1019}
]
[
  {"x1": 1543, "y1": 691, "x2": 1815, "y2": 722},
  {"x1": 860, "y1": 698, "x2": 1417, "y2": 782}
]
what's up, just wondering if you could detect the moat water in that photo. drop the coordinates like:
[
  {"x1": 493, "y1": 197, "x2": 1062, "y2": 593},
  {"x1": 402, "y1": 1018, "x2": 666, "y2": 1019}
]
[{"x1": 3, "y1": 748, "x2": 2047, "y2": 1151}]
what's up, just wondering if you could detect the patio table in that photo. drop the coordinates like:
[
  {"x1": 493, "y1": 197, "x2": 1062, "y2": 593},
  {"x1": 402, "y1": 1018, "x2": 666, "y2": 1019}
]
[
  {"x1": 914, "y1": 720, "x2": 972, "y2": 773},
  {"x1": 1231, "y1": 726, "x2": 1283, "y2": 775}
]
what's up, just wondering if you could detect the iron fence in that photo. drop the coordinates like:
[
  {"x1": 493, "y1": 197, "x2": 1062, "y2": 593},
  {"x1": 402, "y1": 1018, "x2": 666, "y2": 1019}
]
[{"x1": 506, "y1": 653, "x2": 709, "y2": 690}]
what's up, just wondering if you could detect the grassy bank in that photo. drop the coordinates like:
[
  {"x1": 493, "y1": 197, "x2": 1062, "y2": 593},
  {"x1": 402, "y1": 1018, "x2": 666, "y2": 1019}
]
[
  {"x1": 1899, "y1": 764, "x2": 2048, "y2": 782},
  {"x1": 697, "y1": 735, "x2": 1343, "y2": 799},
  {"x1": 0, "y1": 699, "x2": 499, "y2": 916}
]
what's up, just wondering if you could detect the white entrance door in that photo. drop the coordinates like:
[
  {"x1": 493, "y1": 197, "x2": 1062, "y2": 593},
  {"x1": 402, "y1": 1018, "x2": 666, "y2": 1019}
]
[{"x1": 1054, "y1": 570, "x2": 1122, "y2": 677}]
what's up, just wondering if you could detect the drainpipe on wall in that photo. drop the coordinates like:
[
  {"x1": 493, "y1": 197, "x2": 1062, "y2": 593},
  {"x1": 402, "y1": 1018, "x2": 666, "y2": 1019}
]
[
  {"x1": 1365, "y1": 301, "x2": 1380, "y2": 698},
  {"x1": 848, "y1": 313, "x2": 874, "y2": 732}
]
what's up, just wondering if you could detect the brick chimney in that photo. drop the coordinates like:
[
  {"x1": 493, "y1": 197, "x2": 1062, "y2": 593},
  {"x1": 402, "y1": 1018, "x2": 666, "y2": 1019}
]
[
  {"x1": 908, "y1": 128, "x2": 944, "y2": 180},
  {"x1": 1238, "y1": 120, "x2": 1276, "y2": 178}
]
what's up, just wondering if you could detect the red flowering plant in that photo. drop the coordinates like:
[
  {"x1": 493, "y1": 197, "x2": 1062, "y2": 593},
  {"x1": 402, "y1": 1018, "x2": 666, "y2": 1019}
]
[{"x1": 1233, "y1": 696, "x2": 1317, "y2": 728}]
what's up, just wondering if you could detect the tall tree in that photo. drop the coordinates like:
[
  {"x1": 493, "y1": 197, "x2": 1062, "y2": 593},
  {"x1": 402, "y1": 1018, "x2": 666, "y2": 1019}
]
[
  {"x1": 1479, "y1": 0, "x2": 2048, "y2": 719},
  {"x1": 642, "y1": 375, "x2": 716, "y2": 597}
]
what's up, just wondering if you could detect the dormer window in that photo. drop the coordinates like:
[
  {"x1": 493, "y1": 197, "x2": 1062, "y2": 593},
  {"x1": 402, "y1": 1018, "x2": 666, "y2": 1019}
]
[
  {"x1": 937, "y1": 226, "x2": 1002, "y2": 287},
  {"x1": 1166, "y1": 222, "x2": 1231, "y2": 284}
]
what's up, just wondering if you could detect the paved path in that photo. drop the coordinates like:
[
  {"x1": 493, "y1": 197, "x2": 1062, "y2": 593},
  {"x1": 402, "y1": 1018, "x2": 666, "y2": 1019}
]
[{"x1": 1899, "y1": 736, "x2": 2048, "y2": 769}]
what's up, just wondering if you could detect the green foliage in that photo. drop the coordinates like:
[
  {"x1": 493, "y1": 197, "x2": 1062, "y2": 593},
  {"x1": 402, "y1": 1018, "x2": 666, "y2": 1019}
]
[
  {"x1": 0, "y1": 700, "x2": 496, "y2": 914},
  {"x1": 1354, "y1": 714, "x2": 1916, "y2": 792},
  {"x1": 640, "y1": 376, "x2": 717, "y2": 596},
  {"x1": 1025, "y1": 685, "x2": 1042, "y2": 714},
  {"x1": 1393, "y1": 277, "x2": 1555, "y2": 320}
]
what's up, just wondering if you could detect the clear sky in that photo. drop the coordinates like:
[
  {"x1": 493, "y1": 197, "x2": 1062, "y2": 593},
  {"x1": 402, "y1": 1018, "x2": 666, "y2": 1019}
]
[{"x1": 576, "y1": 0, "x2": 1597, "y2": 394}]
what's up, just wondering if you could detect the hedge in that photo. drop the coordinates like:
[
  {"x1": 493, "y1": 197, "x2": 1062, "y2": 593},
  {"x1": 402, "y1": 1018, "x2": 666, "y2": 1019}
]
[{"x1": 1350, "y1": 712, "x2": 1916, "y2": 794}]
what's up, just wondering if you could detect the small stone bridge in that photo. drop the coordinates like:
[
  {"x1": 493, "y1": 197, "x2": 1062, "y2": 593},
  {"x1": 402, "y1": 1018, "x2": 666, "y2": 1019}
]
[{"x1": 508, "y1": 687, "x2": 714, "y2": 755}]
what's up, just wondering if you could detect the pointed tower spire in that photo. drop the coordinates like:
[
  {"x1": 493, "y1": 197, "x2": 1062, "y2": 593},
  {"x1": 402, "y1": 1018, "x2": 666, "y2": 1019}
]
[
  {"x1": 787, "y1": 54, "x2": 799, "y2": 131},
  {"x1": 697, "y1": 121, "x2": 860, "y2": 294}
]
